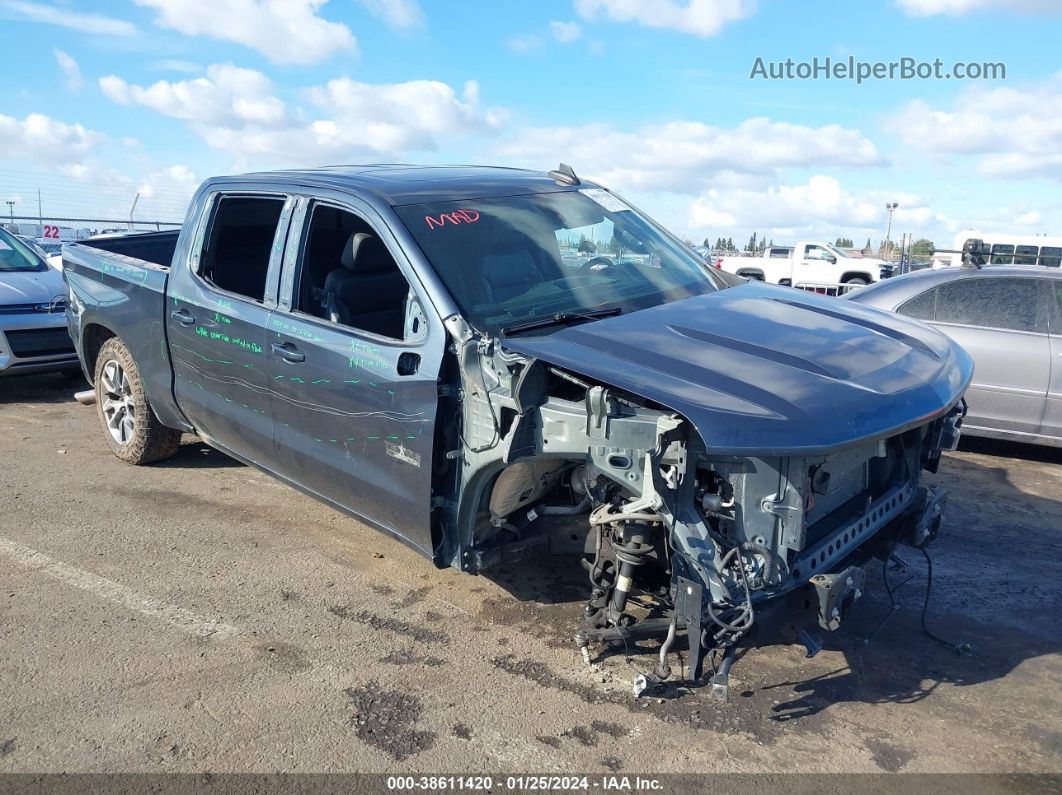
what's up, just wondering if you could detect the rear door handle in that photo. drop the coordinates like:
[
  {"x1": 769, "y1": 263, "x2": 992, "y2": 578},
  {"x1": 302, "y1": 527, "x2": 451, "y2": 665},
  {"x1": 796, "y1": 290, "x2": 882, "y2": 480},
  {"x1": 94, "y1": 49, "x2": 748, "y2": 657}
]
[
  {"x1": 271, "y1": 341, "x2": 305, "y2": 363},
  {"x1": 171, "y1": 308, "x2": 195, "y2": 326}
]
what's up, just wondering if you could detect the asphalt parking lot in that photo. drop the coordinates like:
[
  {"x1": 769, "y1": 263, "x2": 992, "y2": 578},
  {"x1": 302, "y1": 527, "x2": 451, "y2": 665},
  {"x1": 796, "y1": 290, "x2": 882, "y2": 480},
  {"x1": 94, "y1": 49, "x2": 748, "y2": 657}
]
[{"x1": 1, "y1": 372, "x2": 1060, "y2": 775}]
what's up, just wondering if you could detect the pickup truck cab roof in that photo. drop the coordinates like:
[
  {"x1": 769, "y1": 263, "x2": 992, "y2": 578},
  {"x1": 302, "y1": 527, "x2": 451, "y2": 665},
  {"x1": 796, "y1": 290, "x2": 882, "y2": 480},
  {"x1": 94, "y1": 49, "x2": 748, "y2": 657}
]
[{"x1": 219, "y1": 164, "x2": 582, "y2": 207}]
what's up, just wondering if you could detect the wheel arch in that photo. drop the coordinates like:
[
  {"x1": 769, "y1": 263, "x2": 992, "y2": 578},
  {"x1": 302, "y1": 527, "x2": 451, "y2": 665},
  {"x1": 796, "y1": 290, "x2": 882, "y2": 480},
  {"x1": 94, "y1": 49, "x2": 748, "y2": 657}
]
[
  {"x1": 81, "y1": 323, "x2": 118, "y2": 382},
  {"x1": 840, "y1": 271, "x2": 873, "y2": 284}
]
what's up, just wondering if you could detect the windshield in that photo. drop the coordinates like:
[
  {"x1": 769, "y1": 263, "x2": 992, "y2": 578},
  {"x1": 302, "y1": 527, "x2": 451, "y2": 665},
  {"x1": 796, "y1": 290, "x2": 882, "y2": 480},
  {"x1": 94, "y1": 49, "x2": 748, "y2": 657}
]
[
  {"x1": 394, "y1": 189, "x2": 718, "y2": 334},
  {"x1": 0, "y1": 228, "x2": 47, "y2": 272},
  {"x1": 825, "y1": 243, "x2": 850, "y2": 260}
]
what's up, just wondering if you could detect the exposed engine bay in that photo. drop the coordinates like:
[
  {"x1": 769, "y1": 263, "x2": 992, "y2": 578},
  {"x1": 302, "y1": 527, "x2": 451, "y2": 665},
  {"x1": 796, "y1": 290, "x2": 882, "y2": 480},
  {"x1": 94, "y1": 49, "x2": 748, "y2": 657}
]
[{"x1": 432, "y1": 315, "x2": 965, "y2": 699}]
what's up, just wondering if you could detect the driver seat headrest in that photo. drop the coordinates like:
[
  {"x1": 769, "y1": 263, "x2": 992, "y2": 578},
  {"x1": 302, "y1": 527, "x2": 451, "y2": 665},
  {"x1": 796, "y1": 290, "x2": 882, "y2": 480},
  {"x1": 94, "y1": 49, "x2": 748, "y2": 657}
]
[{"x1": 341, "y1": 232, "x2": 374, "y2": 270}]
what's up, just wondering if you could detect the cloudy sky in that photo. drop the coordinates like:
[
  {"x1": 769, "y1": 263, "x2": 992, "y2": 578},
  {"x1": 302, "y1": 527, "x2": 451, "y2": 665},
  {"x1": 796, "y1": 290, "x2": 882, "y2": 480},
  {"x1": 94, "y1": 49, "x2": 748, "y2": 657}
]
[{"x1": 0, "y1": 0, "x2": 1058, "y2": 246}]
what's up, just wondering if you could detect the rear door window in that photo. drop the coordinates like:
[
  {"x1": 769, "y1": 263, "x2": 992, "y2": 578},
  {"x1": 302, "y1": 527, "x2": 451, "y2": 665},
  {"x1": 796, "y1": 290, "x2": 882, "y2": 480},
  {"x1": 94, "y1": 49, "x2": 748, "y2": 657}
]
[
  {"x1": 897, "y1": 287, "x2": 937, "y2": 321},
  {"x1": 934, "y1": 277, "x2": 1041, "y2": 332},
  {"x1": 198, "y1": 196, "x2": 286, "y2": 303}
]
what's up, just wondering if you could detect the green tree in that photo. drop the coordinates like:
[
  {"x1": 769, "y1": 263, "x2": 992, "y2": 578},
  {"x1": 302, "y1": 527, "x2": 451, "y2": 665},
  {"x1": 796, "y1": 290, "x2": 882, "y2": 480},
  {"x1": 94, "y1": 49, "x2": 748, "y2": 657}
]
[
  {"x1": 578, "y1": 236, "x2": 596, "y2": 254},
  {"x1": 834, "y1": 237, "x2": 854, "y2": 249},
  {"x1": 726, "y1": 237, "x2": 735, "y2": 251},
  {"x1": 910, "y1": 238, "x2": 935, "y2": 258},
  {"x1": 702, "y1": 237, "x2": 711, "y2": 248},
  {"x1": 746, "y1": 232, "x2": 757, "y2": 252}
]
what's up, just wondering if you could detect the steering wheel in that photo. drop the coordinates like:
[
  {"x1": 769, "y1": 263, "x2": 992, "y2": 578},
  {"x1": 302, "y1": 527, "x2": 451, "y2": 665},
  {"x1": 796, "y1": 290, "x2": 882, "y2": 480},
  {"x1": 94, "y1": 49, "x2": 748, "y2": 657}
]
[{"x1": 584, "y1": 255, "x2": 615, "y2": 270}]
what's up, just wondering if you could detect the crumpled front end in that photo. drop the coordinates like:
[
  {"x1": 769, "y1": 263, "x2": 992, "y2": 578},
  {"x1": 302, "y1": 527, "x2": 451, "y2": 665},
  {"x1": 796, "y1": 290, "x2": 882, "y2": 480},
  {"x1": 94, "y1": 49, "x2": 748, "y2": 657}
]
[{"x1": 431, "y1": 313, "x2": 967, "y2": 700}]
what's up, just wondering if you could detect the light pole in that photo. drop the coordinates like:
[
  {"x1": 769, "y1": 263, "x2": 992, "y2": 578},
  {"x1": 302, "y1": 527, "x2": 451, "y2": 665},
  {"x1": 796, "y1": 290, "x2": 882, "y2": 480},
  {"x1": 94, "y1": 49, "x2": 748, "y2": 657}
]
[
  {"x1": 884, "y1": 202, "x2": 899, "y2": 261},
  {"x1": 5, "y1": 200, "x2": 14, "y2": 228}
]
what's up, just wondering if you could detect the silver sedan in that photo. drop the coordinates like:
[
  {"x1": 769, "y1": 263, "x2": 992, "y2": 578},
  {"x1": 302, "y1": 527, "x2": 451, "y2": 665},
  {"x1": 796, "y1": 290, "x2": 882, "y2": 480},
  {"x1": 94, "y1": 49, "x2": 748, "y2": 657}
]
[{"x1": 845, "y1": 265, "x2": 1062, "y2": 447}]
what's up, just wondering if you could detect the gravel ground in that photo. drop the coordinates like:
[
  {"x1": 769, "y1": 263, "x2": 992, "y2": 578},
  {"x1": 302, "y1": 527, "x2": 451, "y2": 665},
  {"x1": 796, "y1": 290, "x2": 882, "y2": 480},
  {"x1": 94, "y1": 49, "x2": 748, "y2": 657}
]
[{"x1": 0, "y1": 372, "x2": 1059, "y2": 775}]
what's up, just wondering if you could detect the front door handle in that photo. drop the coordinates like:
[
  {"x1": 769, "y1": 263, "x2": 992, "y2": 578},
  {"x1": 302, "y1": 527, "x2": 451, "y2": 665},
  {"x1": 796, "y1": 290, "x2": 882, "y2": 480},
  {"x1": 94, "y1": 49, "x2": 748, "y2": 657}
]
[
  {"x1": 271, "y1": 341, "x2": 305, "y2": 363},
  {"x1": 171, "y1": 308, "x2": 195, "y2": 326}
]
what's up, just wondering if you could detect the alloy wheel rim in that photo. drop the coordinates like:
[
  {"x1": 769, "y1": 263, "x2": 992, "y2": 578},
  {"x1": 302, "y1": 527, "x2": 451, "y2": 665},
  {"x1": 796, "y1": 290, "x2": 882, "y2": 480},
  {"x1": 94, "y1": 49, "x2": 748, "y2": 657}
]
[{"x1": 100, "y1": 359, "x2": 136, "y2": 445}]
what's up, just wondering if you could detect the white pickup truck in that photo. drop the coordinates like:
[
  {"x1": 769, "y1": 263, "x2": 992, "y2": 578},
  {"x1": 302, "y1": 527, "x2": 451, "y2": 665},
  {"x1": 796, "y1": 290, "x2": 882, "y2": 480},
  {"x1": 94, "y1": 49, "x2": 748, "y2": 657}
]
[{"x1": 717, "y1": 242, "x2": 891, "y2": 287}]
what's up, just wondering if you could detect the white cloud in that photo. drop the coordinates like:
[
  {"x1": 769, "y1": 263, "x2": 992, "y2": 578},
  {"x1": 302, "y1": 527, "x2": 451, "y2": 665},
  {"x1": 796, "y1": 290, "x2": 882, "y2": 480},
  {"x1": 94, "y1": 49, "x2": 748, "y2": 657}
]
[
  {"x1": 550, "y1": 20, "x2": 581, "y2": 42},
  {"x1": 100, "y1": 65, "x2": 286, "y2": 127},
  {"x1": 99, "y1": 65, "x2": 505, "y2": 167},
  {"x1": 133, "y1": 0, "x2": 355, "y2": 65},
  {"x1": 574, "y1": 0, "x2": 756, "y2": 37},
  {"x1": 896, "y1": 0, "x2": 1059, "y2": 15},
  {"x1": 53, "y1": 49, "x2": 82, "y2": 92},
  {"x1": 496, "y1": 117, "x2": 885, "y2": 194},
  {"x1": 688, "y1": 175, "x2": 947, "y2": 236},
  {"x1": 355, "y1": 0, "x2": 424, "y2": 28},
  {"x1": 508, "y1": 33, "x2": 544, "y2": 53},
  {"x1": 0, "y1": 1, "x2": 137, "y2": 35},
  {"x1": 0, "y1": 113, "x2": 103, "y2": 166},
  {"x1": 891, "y1": 75, "x2": 1062, "y2": 179}
]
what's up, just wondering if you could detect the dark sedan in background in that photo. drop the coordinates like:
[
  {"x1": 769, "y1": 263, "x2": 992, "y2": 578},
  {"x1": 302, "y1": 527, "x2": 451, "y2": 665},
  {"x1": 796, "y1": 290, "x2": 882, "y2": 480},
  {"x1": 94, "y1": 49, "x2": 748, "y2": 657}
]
[{"x1": 846, "y1": 265, "x2": 1062, "y2": 447}]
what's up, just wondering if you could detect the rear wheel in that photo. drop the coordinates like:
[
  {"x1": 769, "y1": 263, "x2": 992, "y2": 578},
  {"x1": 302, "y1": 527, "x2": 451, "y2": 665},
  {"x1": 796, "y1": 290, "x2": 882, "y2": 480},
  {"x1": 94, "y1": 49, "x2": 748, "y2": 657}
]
[{"x1": 94, "y1": 337, "x2": 181, "y2": 464}]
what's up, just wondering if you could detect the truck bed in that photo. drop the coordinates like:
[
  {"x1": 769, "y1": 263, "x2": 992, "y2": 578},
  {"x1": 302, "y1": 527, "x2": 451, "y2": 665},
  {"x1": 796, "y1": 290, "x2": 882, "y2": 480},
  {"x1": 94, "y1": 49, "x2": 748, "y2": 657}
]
[
  {"x1": 76, "y1": 230, "x2": 180, "y2": 268},
  {"x1": 63, "y1": 229, "x2": 187, "y2": 431}
]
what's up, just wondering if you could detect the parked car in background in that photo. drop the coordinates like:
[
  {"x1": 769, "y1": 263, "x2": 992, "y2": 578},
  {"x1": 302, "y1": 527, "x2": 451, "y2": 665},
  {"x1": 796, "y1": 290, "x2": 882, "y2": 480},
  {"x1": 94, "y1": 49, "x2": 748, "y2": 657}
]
[
  {"x1": 16, "y1": 236, "x2": 63, "y2": 270},
  {"x1": 718, "y1": 240, "x2": 892, "y2": 288},
  {"x1": 0, "y1": 226, "x2": 79, "y2": 376},
  {"x1": 846, "y1": 265, "x2": 1062, "y2": 447},
  {"x1": 935, "y1": 230, "x2": 1062, "y2": 269}
]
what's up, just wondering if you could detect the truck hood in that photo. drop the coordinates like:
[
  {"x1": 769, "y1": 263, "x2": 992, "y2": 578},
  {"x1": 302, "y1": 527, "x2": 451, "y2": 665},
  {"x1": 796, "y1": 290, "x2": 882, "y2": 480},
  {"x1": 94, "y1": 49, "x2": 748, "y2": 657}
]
[
  {"x1": 502, "y1": 282, "x2": 973, "y2": 456},
  {"x1": 0, "y1": 269, "x2": 66, "y2": 306}
]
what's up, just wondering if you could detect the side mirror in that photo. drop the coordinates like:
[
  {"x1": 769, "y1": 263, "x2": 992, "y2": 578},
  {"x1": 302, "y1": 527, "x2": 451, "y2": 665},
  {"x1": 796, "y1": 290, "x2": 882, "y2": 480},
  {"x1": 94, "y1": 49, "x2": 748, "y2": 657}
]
[{"x1": 826, "y1": 254, "x2": 837, "y2": 264}]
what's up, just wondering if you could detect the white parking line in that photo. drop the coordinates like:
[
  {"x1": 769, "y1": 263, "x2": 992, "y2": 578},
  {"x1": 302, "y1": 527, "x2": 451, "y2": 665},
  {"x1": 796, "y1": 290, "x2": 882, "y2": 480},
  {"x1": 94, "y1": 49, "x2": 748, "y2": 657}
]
[{"x1": 0, "y1": 535, "x2": 238, "y2": 640}]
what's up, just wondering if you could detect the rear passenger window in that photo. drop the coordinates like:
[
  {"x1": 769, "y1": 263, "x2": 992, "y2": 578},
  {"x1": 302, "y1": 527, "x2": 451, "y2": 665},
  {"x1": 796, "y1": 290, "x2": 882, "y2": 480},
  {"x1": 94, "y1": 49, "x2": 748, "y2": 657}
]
[
  {"x1": 897, "y1": 288, "x2": 937, "y2": 321},
  {"x1": 1014, "y1": 245, "x2": 1038, "y2": 265},
  {"x1": 934, "y1": 277, "x2": 1040, "y2": 332},
  {"x1": 198, "y1": 196, "x2": 285, "y2": 302},
  {"x1": 990, "y1": 244, "x2": 1014, "y2": 265},
  {"x1": 1040, "y1": 247, "x2": 1062, "y2": 268},
  {"x1": 292, "y1": 204, "x2": 411, "y2": 340}
]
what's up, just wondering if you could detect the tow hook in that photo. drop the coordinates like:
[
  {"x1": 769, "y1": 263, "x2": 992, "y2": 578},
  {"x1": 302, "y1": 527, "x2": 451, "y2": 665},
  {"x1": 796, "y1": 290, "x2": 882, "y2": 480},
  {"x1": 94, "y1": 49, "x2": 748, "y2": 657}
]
[
  {"x1": 74, "y1": 389, "x2": 96, "y2": 406},
  {"x1": 811, "y1": 566, "x2": 866, "y2": 632},
  {"x1": 909, "y1": 486, "x2": 946, "y2": 549}
]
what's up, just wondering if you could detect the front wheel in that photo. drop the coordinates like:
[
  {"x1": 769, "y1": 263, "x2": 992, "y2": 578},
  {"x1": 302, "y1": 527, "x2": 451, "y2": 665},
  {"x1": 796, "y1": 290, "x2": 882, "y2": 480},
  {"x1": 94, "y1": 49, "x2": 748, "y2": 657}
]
[
  {"x1": 94, "y1": 337, "x2": 181, "y2": 465},
  {"x1": 844, "y1": 276, "x2": 870, "y2": 286}
]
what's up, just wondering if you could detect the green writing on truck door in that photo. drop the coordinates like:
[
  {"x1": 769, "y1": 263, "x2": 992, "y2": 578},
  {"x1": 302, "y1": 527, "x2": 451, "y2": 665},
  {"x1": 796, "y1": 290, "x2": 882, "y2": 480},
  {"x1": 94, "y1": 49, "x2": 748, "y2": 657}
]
[{"x1": 195, "y1": 326, "x2": 263, "y2": 354}]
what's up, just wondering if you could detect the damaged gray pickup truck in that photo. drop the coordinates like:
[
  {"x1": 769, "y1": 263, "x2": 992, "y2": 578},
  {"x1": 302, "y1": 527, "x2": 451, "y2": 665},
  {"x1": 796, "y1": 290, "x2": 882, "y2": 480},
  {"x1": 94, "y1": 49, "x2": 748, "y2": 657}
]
[{"x1": 64, "y1": 164, "x2": 972, "y2": 697}]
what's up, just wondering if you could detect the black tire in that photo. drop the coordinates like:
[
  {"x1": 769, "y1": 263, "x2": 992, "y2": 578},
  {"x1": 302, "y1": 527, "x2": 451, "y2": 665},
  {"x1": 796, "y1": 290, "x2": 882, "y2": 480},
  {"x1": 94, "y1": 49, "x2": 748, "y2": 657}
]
[
  {"x1": 844, "y1": 276, "x2": 870, "y2": 286},
  {"x1": 94, "y1": 337, "x2": 181, "y2": 465}
]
